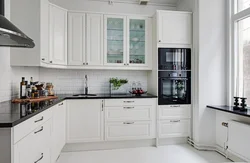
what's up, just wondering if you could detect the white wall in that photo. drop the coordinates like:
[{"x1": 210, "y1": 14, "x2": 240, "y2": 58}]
[
  {"x1": 49, "y1": 0, "x2": 176, "y2": 15},
  {"x1": 39, "y1": 68, "x2": 147, "y2": 94},
  {"x1": 0, "y1": 0, "x2": 39, "y2": 102},
  {"x1": 176, "y1": 0, "x2": 194, "y2": 11},
  {"x1": 193, "y1": 0, "x2": 227, "y2": 145}
]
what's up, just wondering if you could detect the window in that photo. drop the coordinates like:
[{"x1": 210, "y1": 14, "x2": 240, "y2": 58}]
[
  {"x1": 237, "y1": 0, "x2": 250, "y2": 12},
  {"x1": 230, "y1": 0, "x2": 250, "y2": 102}
]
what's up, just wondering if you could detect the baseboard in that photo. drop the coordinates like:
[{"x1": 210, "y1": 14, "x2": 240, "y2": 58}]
[
  {"x1": 158, "y1": 137, "x2": 188, "y2": 146},
  {"x1": 187, "y1": 138, "x2": 246, "y2": 162},
  {"x1": 62, "y1": 139, "x2": 157, "y2": 152}
]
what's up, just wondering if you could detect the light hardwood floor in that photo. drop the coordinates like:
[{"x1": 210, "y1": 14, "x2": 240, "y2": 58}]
[{"x1": 57, "y1": 144, "x2": 231, "y2": 163}]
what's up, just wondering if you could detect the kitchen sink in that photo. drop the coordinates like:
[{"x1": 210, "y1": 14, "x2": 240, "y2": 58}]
[{"x1": 72, "y1": 94, "x2": 97, "y2": 97}]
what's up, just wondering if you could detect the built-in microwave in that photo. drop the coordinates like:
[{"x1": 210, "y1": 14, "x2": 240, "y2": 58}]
[
  {"x1": 158, "y1": 48, "x2": 191, "y2": 70},
  {"x1": 158, "y1": 71, "x2": 191, "y2": 105}
]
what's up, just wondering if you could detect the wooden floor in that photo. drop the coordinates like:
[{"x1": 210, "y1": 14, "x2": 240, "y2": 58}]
[{"x1": 57, "y1": 144, "x2": 231, "y2": 163}]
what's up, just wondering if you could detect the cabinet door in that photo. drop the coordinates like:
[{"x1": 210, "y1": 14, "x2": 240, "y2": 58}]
[
  {"x1": 127, "y1": 17, "x2": 151, "y2": 67},
  {"x1": 68, "y1": 13, "x2": 86, "y2": 65},
  {"x1": 104, "y1": 15, "x2": 127, "y2": 66},
  {"x1": 51, "y1": 101, "x2": 66, "y2": 163},
  {"x1": 86, "y1": 13, "x2": 103, "y2": 66},
  {"x1": 158, "y1": 11, "x2": 192, "y2": 45},
  {"x1": 49, "y1": 4, "x2": 67, "y2": 65},
  {"x1": 14, "y1": 120, "x2": 51, "y2": 163},
  {"x1": 158, "y1": 119, "x2": 190, "y2": 138},
  {"x1": 66, "y1": 100, "x2": 104, "y2": 143}
]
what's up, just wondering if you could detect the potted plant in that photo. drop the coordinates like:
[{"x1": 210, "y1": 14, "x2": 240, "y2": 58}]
[{"x1": 109, "y1": 78, "x2": 128, "y2": 94}]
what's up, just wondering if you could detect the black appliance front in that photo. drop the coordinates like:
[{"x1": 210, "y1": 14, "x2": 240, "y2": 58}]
[
  {"x1": 158, "y1": 48, "x2": 191, "y2": 70},
  {"x1": 158, "y1": 71, "x2": 191, "y2": 105}
]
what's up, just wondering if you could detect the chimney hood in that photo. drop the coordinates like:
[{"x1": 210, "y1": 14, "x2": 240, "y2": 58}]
[{"x1": 0, "y1": 15, "x2": 35, "y2": 48}]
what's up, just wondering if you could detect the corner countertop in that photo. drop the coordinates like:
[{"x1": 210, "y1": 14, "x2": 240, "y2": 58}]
[
  {"x1": 207, "y1": 105, "x2": 250, "y2": 118},
  {"x1": 0, "y1": 94, "x2": 157, "y2": 128}
]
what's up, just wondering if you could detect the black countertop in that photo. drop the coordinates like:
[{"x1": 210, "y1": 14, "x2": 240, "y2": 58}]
[
  {"x1": 0, "y1": 94, "x2": 157, "y2": 128},
  {"x1": 207, "y1": 105, "x2": 250, "y2": 118}
]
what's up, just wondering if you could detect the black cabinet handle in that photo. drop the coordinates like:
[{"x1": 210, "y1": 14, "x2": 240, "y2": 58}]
[
  {"x1": 34, "y1": 126, "x2": 43, "y2": 134},
  {"x1": 41, "y1": 58, "x2": 45, "y2": 61},
  {"x1": 34, "y1": 153, "x2": 43, "y2": 163},
  {"x1": 58, "y1": 102, "x2": 64, "y2": 106},
  {"x1": 123, "y1": 122, "x2": 135, "y2": 124},
  {"x1": 50, "y1": 61, "x2": 53, "y2": 63},
  {"x1": 123, "y1": 107, "x2": 134, "y2": 109},
  {"x1": 34, "y1": 116, "x2": 43, "y2": 123}
]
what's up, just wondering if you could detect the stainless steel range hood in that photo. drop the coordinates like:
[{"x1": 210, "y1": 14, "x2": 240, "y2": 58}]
[{"x1": 0, "y1": 15, "x2": 35, "y2": 48}]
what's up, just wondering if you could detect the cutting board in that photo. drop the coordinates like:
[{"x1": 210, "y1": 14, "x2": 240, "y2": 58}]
[{"x1": 12, "y1": 96, "x2": 58, "y2": 103}]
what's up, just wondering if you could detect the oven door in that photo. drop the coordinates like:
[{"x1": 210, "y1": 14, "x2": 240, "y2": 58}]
[{"x1": 158, "y1": 77, "x2": 191, "y2": 105}]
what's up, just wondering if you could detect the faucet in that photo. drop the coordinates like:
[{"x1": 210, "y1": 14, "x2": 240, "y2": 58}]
[{"x1": 85, "y1": 75, "x2": 88, "y2": 95}]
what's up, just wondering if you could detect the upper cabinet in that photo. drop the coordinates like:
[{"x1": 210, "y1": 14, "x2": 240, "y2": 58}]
[
  {"x1": 10, "y1": 0, "x2": 68, "y2": 66},
  {"x1": 156, "y1": 10, "x2": 192, "y2": 45},
  {"x1": 68, "y1": 12, "x2": 103, "y2": 66},
  {"x1": 104, "y1": 15, "x2": 152, "y2": 68},
  {"x1": 49, "y1": 4, "x2": 68, "y2": 65}
]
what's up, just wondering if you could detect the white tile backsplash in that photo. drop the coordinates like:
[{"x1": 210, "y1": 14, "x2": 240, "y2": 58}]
[{"x1": 39, "y1": 68, "x2": 148, "y2": 94}]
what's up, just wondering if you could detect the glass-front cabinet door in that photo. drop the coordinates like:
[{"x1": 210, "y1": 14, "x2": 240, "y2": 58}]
[
  {"x1": 127, "y1": 17, "x2": 149, "y2": 67},
  {"x1": 104, "y1": 15, "x2": 126, "y2": 66}
]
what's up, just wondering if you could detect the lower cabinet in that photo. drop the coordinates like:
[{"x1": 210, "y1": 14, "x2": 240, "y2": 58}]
[
  {"x1": 51, "y1": 101, "x2": 66, "y2": 163},
  {"x1": 158, "y1": 119, "x2": 190, "y2": 138},
  {"x1": 13, "y1": 119, "x2": 51, "y2": 163},
  {"x1": 158, "y1": 105, "x2": 191, "y2": 138},
  {"x1": 66, "y1": 100, "x2": 104, "y2": 143},
  {"x1": 106, "y1": 121, "x2": 153, "y2": 141}
]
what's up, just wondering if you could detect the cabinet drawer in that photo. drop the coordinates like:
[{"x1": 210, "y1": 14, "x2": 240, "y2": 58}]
[
  {"x1": 105, "y1": 106, "x2": 152, "y2": 121},
  {"x1": 105, "y1": 99, "x2": 154, "y2": 107},
  {"x1": 158, "y1": 119, "x2": 190, "y2": 138},
  {"x1": 105, "y1": 121, "x2": 153, "y2": 141},
  {"x1": 159, "y1": 105, "x2": 191, "y2": 119},
  {"x1": 13, "y1": 109, "x2": 52, "y2": 144},
  {"x1": 14, "y1": 119, "x2": 51, "y2": 163}
]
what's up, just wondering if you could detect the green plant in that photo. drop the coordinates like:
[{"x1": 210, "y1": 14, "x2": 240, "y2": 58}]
[
  {"x1": 109, "y1": 78, "x2": 128, "y2": 90},
  {"x1": 175, "y1": 80, "x2": 185, "y2": 91}
]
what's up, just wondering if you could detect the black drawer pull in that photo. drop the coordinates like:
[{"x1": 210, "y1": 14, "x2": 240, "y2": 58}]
[
  {"x1": 34, "y1": 126, "x2": 43, "y2": 134},
  {"x1": 123, "y1": 122, "x2": 135, "y2": 124},
  {"x1": 123, "y1": 107, "x2": 134, "y2": 109},
  {"x1": 58, "y1": 102, "x2": 64, "y2": 106},
  {"x1": 34, "y1": 153, "x2": 43, "y2": 163},
  {"x1": 123, "y1": 101, "x2": 134, "y2": 103},
  {"x1": 34, "y1": 116, "x2": 44, "y2": 123},
  {"x1": 170, "y1": 105, "x2": 181, "y2": 108},
  {"x1": 170, "y1": 120, "x2": 181, "y2": 123}
]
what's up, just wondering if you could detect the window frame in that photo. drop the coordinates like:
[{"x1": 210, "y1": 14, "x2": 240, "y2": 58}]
[{"x1": 229, "y1": 0, "x2": 250, "y2": 105}]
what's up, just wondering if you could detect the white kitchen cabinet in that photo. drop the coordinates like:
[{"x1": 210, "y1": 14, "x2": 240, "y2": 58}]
[
  {"x1": 14, "y1": 119, "x2": 52, "y2": 163},
  {"x1": 51, "y1": 101, "x2": 66, "y2": 163},
  {"x1": 158, "y1": 104, "x2": 191, "y2": 138},
  {"x1": 158, "y1": 105, "x2": 191, "y2": 120},
  {"x1": 104, "y1": 15, "x2": 152, "y2": 68},
  {"x1": 158, "y1": 119, "x2": 190, "y2": 138},
  {"x1": 106, "y1": 121, "x2": 153, "y2": 141},
  {"x1": 10, "y1": 0, "x2": 50, "y2": 66},
  {"x1": 104, "y1": 98, "x2": 156, "y2": 141},
  {"x1": 49, "y1": 4, "x2": 68, "y2": 65},
  {"x1": 68, "y1": 13, "x2": 103, "y2": 66},
  {"x1": 66, "y1": 100, "x2": 104, "y2": 143},
  {"x1": 157, "y1": 10, "x2": 192, "y2": 45},
  {"x1": 10, "y1": 1, "x2": 68, "y2": 67},
  {"x1": 104, "y1": 15, "x2": 127, "y2": 66},
  {"x1": 127, "y1": 16, "x2": 152, "y2": 67},
  {"x1": 68, "y1": 13, "x2": 86, "y2": 65},
  {"x1": 86, "y1": 13, "x2": 104, "y2": 66}
]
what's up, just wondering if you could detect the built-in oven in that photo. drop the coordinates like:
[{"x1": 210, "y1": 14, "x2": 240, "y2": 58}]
[
  {"x1": 158, "y1": 48, "x2": 191, "y2": 70},
  {"x1": 158, "y1": 71, "x2": 191, "y2": 105}
]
